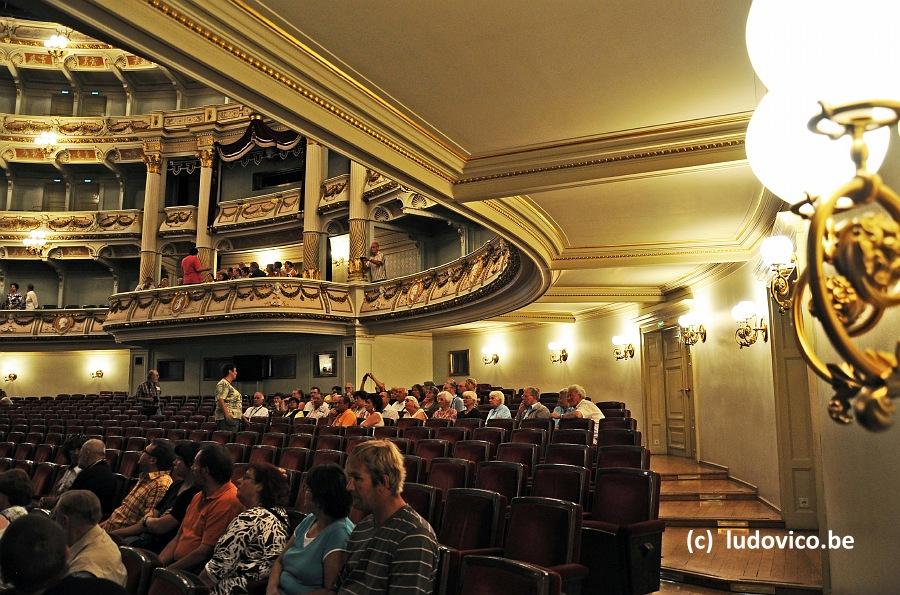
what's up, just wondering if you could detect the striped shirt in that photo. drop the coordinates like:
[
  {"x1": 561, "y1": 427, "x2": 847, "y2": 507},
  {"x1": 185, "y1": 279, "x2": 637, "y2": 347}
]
[{"x1": 335, "y1": 505, "x2": 438, "y2": 594}]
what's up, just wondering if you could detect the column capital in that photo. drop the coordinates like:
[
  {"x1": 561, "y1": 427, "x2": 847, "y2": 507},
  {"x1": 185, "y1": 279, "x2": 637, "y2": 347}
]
[
  {"x1": 143, "y1": 152, "x2": 161, "y2": 174},
  {"x1": 198, "y1": 148, "x2": 214, "y2": 168}
]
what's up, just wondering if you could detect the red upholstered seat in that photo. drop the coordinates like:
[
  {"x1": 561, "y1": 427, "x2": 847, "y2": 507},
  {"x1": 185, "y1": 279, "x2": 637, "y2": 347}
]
[
  {"x1": 457, "y1": 556, "x2": 560, "y2": 595},
  {"x1": 597, "y1": 429, "x2": 641, "y2": 446},
  {"x1": 551, "y1": 429, "x2": 591, "y2": 446},
  {"x1": 452, "y1": 440, "x2": 492, "y2": 465},
  {"x1": 402, "y1": 482, "x2": 443, "y2": 529},
  {"x1": 309, "y1": 448, "x2": 346, "y2": 468},
  {"x1": 249, "y1": 444, "x2": 277, "y2": 464},
  {"x1": 595, "y1": 445, "x2": 650, "y2": 470},
  {"x1": 279, "y1": 447, "x2": 310, "y2": 472},
  {"x1": 475, "y1": 461, "x2": 525, "y2": 504},
  {"x1": 531, "y1": 463, "x2": 589, "y2": 507},
  {"x1": 427, "y1": 457, "x2": 474, "y2": 497},
  {"x1": 496, "y1": 442, "x2": 539, "y2": 476},
  {"x1": 315, "y1": 434, "x2": 344, "y2": 452}
]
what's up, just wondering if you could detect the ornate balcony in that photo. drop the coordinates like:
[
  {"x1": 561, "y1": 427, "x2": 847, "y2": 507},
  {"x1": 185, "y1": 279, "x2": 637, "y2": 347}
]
[
  {"x1": 159, "y1": 206, "x2": 198, "y2": 237},
  {"x1": 0, "y1": 210, "x2": 142, "y2": 259},
  {"x1": 212, "y1": 188, "x2": 301, "y2": 232},
  {"x1": 0, "y1": 308, "x2": 111, "y2": 341}
]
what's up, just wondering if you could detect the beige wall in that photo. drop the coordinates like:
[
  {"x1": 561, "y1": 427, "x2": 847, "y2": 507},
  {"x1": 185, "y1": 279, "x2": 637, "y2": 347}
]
[
  {"x1": 1, "y1": 348, "x2": 130, "y2": 397},
  {"x1": 690, "y1": 264, "x2": 781, "y2": 506},
  {"x1": 371, "y1": 334, "x2": 434, "y2": 389},
  {"x1": 431, "y1": 310, "x2": 643, "y2": 413}
]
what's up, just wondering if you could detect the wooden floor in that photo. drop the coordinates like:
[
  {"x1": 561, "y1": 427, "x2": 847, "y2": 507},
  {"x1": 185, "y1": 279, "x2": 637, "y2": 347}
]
[{"x1": 651, "y1": 456, "x2": 823, "y2": 594}]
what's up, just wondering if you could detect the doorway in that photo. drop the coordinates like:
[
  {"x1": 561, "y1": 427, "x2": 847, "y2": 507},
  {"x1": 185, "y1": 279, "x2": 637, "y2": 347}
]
[{"x1": 642, "y1": 326, "x2": 695, "y2": 458}]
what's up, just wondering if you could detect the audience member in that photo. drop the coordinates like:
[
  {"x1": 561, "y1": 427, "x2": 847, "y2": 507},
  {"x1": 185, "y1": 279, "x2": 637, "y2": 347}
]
[
  {"x1": 351, "y1": 391, "x2": 368, "y2": 422},
  {"x1": 200, "y1": 462, "x2": 289, "y2": 594},
  {"x1": 215, "y1": 364, "x2": 242, "y2": 432},
  {"x1": 269, "y1": 393, "x2": 288, "y2": 417},
  {"x1": 265, "y1": 263, "x2": 276, "y2": 277},
  {"x1": 283, "y1": 261, "x2": 298, "y2": 277},
  {"x1": 331, "y1": 440, "x2": 438, "y2": 593},
  {"x1": 157, "y1": 271, "x2": 171, "y2": 288},
  {"x1": 290, "y1": 388, "x2": 306, "y2": 409},
  {"x1": 443, "y1": 379, "x2": 464, "y2": 412},
  {"x1": 134, "y1": 276, "x2": 156, "y2": 291},
  {"x1": 401, "y1": 396, "x2": 428, "y2": 421},
  {"x1": 102, "y1": 439, "x2": 174, "y2": 532},
  {"x1": 556, "y1": 384, "x2": 604, "y2": 444},
  {"x1": 4, "y1": 283, "x2": 24, "y2": 310},
  {"x1": 420, "y1": 389, "x2": 438, "y2": 417},
  {"x1": 181, "y1": 247, "x2": 210, "y2": 285},
  {"x1": 109, "y1": 443, "x2": 201, "y2": 552},
  {"x1": 268, "y1": 464, "x2": 354, "y2": 594},
  {"x1": 0, "y1": 514, "x2": 127, "y2": 595},
  {"x1": 551, "y1": 388, "x2": 574, "y2": 427},
  {"x1": 248, "y1": 262, "x2": 266, "y2": 278},
  {"x1": 361, "y1": 241, "x2": 386, "y2": 282},
  {"x1": 135, "y1": 369, "x2": 162, "y2": 416},
  {"x1": 284, "y1": 397, "x2": 304, "y2": 419},
  {"x1": 485, "y1": 390, "x2": 511, "y2": 420},
  {"x1": 54, "y1": 490, "x2": 127, "y2": 586},
  {"x1": 159, "y1": 443, "x2": 244, "y2": 571},
  {"x1": 40, "y1": 433, "x2": 88, "y2": 509},
  {"x1": 458, "y1": 391, "x2": 482, "y2": 419},
  {"x1": 67, "y1": 438, "x2": 117, "y2": 516},
  {"x1": 330, "y1": 395, "x2": 358, "y2": 427},
  {"x1": 242, "y1": 391, "x2": 270, "y2": 424},
  {"x1": 0, "y1": 470, "x2": 32, "y2": 537},
  {"x1": 379, "y1": 390, "x2": 398, "y2": 422},
  {"x1": 515, "y1": 386, "x2": 551, "y2": 423},
  {"x1": 432, "y1": 391, "x2": 458, "y2": 421},
  {"x1": 23, "y1": 284, "x2": 38, "y2": 310},
  {"x1": 360, "y1": 393, "x2": 385, "y2": 428},
  {"x1": 305, "y1": 388, "x2": 330, "y2": 419},
  {"x1": 273, "y1": 261, "x2": 284, "y2": 276}
]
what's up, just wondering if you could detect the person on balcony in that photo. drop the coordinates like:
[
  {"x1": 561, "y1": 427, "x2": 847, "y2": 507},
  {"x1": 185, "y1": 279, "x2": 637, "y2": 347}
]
[
  {"x1": 248, "y1": 262, "x2": 266, "y2": 278},
  {"x1": 283, "y1": 261, "x2": 298, "y2": 277},
  {"x1": 181, "y1": 247, "x2": 210, "y2": 285},
  {"x1": 4, "y1": 283, "x2": 24, "y2": 310},
  {"x1": 135, "y1": 276, "x2": 156, "y2": 291},
  {"x1": 24, "y1": 284, "x2": 38, "y2": 310},
  {"x1": 361, "y1": 241, "x2": 386, "y2": 282}
]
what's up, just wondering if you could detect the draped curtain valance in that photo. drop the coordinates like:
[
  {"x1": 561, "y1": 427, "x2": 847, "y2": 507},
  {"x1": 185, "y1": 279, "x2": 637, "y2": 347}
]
[{"x1": 216, "y1": 118, "x2": 302, "y2": 162}]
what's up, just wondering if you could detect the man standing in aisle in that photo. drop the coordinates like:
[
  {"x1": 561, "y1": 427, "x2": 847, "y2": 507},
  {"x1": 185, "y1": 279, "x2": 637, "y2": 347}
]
[{"x1": 135, "y1": 369, "x2": 162, "y2": 417}]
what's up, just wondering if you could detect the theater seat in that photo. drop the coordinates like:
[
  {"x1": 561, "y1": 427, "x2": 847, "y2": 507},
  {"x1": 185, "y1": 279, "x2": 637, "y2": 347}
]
[
  {"x1": 458, "y1": 556, "x2": 560, "y2": 595},
  {"x1": 403, "y1": 482, "x2": 443, "y2": 529},
  {"x1": 120, "y1": 546, "x2": 161, "y2": 595},
  {"x1": 147, "y1": 567, "x2": 207, "y2": 595},
  {"x1": 427, "y1": 458, "x2": 474, "y2": 497},
  {"x1": 475, "y1": 461, "x2": 525, "y2": 504},
  {"x1": 595, "y1": 445, "x2": 650, "y2": 470}
]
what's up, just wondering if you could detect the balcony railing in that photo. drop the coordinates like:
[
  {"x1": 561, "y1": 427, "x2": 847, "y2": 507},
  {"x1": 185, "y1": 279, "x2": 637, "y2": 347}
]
[
  {"x1": 0, "y1": 307, "x2": 110, "y2": 340},
  {"x1": 213, "y1": 188, "x2": 301, "y2": 231},
  {"x1": 159, "y1": 206, "x2": 198, "y2": 236}
]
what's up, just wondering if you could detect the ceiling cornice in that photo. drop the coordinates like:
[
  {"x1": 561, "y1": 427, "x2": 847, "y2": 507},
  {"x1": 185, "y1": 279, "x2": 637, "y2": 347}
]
[{"x1": 539, "y1": 286, "x2": 665, "y2": 303}]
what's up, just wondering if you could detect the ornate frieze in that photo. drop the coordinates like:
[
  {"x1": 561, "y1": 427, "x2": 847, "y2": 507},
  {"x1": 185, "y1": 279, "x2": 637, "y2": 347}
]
[
  {"x1": 0, "y1": 210, "x2": 142, "y2": 238},
  {"x1": 213, "y1": 188, "x2": 301, "y2": 231},
  {"x1": 0, "y1": 308, "x2": 110, "y2": 341},
  {"x1": 159, "y1": 206, "x2": 197, "y2": 236}
]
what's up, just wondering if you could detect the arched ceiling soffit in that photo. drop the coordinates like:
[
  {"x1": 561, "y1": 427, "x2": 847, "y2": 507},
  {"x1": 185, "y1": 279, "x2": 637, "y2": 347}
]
[{"x1": 37, "y1": 1, "x2": 770, "y2": 319}]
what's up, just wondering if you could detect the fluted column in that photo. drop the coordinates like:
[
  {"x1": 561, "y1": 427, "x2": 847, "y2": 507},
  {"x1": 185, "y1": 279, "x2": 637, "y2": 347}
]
[
  {"x1": 195, "y1": 139, "x2": 216, "y2": 275},
  {"x1": 138, "y1": 142, "x2": 163, "y2": 282},
  {"x1": 347, "y1": 161, "x2": 368, "y2": 282},
  {"x1": 302, "y1": 139, "x2": 327, "y2": 279}
]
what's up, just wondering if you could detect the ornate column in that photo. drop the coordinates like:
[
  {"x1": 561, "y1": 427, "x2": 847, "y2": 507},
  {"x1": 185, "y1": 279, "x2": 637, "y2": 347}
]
[
  {"x1": 138, "y1": 140, "x2": 163, "y2": 283},
  {"x1": 195, "y1": 135, "x2": 216, "y2": 275},
  {"x1": 302, "y1": 139, "x2": 328, "y2": 279},
  {"x1": 347, "y1": 161, "x2": 368, "y2": 282}
]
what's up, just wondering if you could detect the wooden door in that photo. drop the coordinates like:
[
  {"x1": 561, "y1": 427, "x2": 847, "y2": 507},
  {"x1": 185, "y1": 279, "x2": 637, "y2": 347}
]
[
  {"x1": 641, "y1": 330, "x2": 668, "y2": 454},
  {"x1": 663, "y1": 327, "x2": 694, "y2": 457}
]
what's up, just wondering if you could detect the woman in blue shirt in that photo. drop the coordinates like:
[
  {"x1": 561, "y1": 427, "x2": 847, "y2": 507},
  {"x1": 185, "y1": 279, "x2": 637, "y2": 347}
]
[{"x1": 267, "y1": 464, "x2": 354, "y2": 594}]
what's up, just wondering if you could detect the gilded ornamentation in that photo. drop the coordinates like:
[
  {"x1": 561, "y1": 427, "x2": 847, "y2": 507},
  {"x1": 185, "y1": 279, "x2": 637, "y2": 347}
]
[
  {"x1": 52, "y1": 315, "x2": 74, "y2": 335},
  {"x1": 213, "y1": 189, "x2": 301, "y2": 230},
  {"x1": 322, "y1": 179, "x2": 348, "y2": 199},
  {"x1": 170, "y1": 291, "x2": 189, "y2": 315},
  {"x1": 198, "y1": 148, "x2": 214, "y2": 168},
  {"x1": 143, "y1": 153, "x2": 161, "y2": 174}
]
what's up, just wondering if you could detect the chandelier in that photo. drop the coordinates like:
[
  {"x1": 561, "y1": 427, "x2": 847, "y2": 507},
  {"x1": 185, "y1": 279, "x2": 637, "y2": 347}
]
[
  {"x1": 745, "y1": 0, "x2": 900, "y2": 431},
  {"x1": 44, "y1": 33, "x2": 68, "y2": 61},
  {"x1": 23, "y1": 230, "x2": 48, "y2": 256}
]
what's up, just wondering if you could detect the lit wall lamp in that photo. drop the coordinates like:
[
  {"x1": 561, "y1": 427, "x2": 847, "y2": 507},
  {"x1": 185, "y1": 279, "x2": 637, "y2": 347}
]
[
  {"x1": 480, "y1": 347, "x2": 499, "y2": 365},
  {"x1": 44, "y1": 33, "x2": 68, "y2": 61},
  {"x1": 745, "y1": 1, "x2": 900, "y2": 430},
  {"x1": 23, "y1": 229, "x2": 49, "y2": 256},
  {"x1": 3, "y1": 373, "x2": 17, "y2": 382},
  {"x1": 678, "y1": 312, "x2": 706, "y2": 347},
  {"x1": 34, "y1": 131, "x2": 59, "y2": 156},
  {"x1": 91, "y1": 370, "x2": 104, "y2": 379},
  {"x1": 731, "y1": 301, "x2": 769, "y2": 349},
  {"x1": 611, "y1": 336, "x2": 635, "y2": 360},
  {"x1": 760, "y1": 235, "x2": 798, "y2": 313},
  {"x1": 547, "y1": 342, "x2": 568, "y2": 364}
]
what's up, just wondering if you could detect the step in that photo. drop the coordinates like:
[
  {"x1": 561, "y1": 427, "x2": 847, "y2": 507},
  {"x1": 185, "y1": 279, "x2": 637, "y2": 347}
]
[
  {"x1": 661, "y1": 500, "x2": 785, "y2": 529},
  {"x1": 661, "y1": 479, "x2": 758, "y2": 501},
  {"x1": 651, "y1": 455, "x2": 729, "y2": 481}
]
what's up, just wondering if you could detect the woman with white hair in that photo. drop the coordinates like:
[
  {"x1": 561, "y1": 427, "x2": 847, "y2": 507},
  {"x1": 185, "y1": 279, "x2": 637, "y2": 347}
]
[
  {"x1": 401, "y1": 396, "x2": 428, "y2": 421},
  {"x1": 432, "y1": 391, "x2": 458, "y2": 421},
  {"x1": 457, "y1": 391, "x2": 481, "y2": 419},
  {"x1": 485, "y1": 390, "x2": 511, "y2": 420}
]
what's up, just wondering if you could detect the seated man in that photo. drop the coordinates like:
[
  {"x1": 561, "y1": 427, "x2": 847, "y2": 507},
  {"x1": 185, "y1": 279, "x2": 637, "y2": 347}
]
[
  {"x1": 330, "y1": 394, "x2": 358, "y2": 427},
  {"x1": 514, "y1": 386, "x2": 551, "y2": 424},
  {"x1": 0, "y1": 514, "x2": 127, "y2": 595},
  {"x1": 54, "y1": 490, "x2": 127, "y2": 586},
  {"x1": 241, "y1": 391, "x2": 270, "y2": 424},
  {"x1": 159, "y1": 443, "x2": 244, "y2": 572},
  {"x1": 67, "y1": 438, "x2": 118, "y2": 517},
  {"x1": 102, "y1": 439, "x2": 174, "y2": 532},
  {"x1": 304, "y1": 388, "x2": 331, "y2": 419},
  {"x1": 329, "y1": 440, "x2": 439, "y2": 594},
  {"x1": 555, "y1": 383, "x2": 604, "y2": 443}
]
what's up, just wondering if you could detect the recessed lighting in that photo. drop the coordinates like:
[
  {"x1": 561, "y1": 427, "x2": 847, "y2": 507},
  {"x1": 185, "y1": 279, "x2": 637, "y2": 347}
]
[
  {"x1": 83, "y1": 178, "x2": 92, "y2": 183},
  {"x1": 90, "y1": 91, "x2": 100, "y2": 96},
  {"x1": 52, "y1": 178, "x2": 61, "y2": 183},
  {"x1": 60, "y1": 90, "x2": 69, "y2": 95}
]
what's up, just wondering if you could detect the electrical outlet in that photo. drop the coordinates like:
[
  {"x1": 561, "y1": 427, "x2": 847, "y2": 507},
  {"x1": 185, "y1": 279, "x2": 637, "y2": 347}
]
[{"x1": 798, "y1": 497, "x2": 809, "y2": 508}]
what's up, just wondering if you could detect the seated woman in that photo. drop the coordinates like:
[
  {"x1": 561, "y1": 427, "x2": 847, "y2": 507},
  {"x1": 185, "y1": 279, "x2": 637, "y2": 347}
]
[
  {"x1": 359, "y1": 393, "x2": 385, "y2": 428},
  {"x1": 458, "y1": 390, "x2": 483, "y2": 419},
  {"x1": 109, "y1": 443, "x2": 201, "y2": 552},
  {"x1": 352, "y1": 392, "x2": 368, "y2": 422},
  {"x1": 432, "y1": 391, "x2": 458, "y2": 422},
  {"x1": 401, "y1": 396, "x2": 428, "y2": 421},
  {"x1": 268, "y1": 464, "x2": 354, "y2": 594},
  {"x1": 0, "y1": 469, "x2": 32, "y2": 537},
  {"x1": 420, "y1": 387, "x2": 438, "y2": 417},
  {"x1": 200, "y1": 462, "x2": 290, "y2": 595}
]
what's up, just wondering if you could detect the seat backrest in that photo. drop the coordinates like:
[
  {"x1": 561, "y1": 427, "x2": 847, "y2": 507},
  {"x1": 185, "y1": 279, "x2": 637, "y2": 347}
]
[
  {"x1": 104, "y1": 449, "x2": 121, "y2": 472},
  {"x1": 118, "y1": 450, "x2": 142, "y2": 478},
  {"x1": 402, "y1": 426, "x2": 434, "y2": 443},
  {"x1": 454, "y1": 417, "x2": 484, "y2": 430},
  {"x1": 249, "y1": 444, "x2": 277, "y2": 464},
  {"x1": 496, "y1": 442, "x2": 539, "y2": 476},
  {"x1": 279, "y1": 447, "x2": 309, "y2": 472},
  {"x1": 439, "y1": 488, "x2": 506, "y2": 549},
  {"x1": 13, "y1": 442, "x2": 34, "y2": 460},
  {"x1": 32, "y1": 443, "x2": 56, "y2": 464},
  {"x1": 310, "y1": 449, "x2": 346, "y2": 468},
  {"x1": 147, "y1": 567, "x2": 205, "y2": 595},
  {"x1": 373, "y1": 426, "x2": 399, "y2": 439},
  {"x1": 475, "y1": 461, "x2": 524, "y2": 503},
  {"x1": 519, "y1": 418, "x2": 554, "y2": 434},
  {"x1": 592, "y1": 468, "x2": 660, "y2": 524},
  {"x1": 531, "y1": 463, "x2": 589, "y2": 506},
  {"x1": 346, "y1": 435, "x2": 374, "y2": 453},
  {"x1": 435, "y1": 426, "x2": 470, "y2": 444},
  {"x1": 318, "y1": 426, "x2": 346, "y2": 437},
  {"x1": 598, "y1": 417, "x2": 637, "y2": 431},
  {"x1": 595, "y1": 445, "x2": 650, "y2": 470},
  {"x1": 403, "y1": 482, "x2": 443, "y2": 528},
  {"x1": 145, "y1": 428, "x2": 165, "y2": 441},
  {"x1": 397, "y1": 417, "x2": 424, "y2": 429},
  {"x1": 544, "y1": 443, "x2": 591, "y2": 468},
  {"x1": 345, "y1": 426, "x2": 373, "y2": 438},
  {"x1": 505, "y1": 496, "x2": 582, "y2": 567},
  {"x1": 510, "y1": 428, "x2": 547, "y2": 448},
  {"x1": 485, "y1": 418, "x2": 514, "y2": 434},
  {"x1": 415, "y1": 439, "x2": 451, "y2": 468},
  {"x1": 471, "y1": 426, "x2": 506, "y2": 449},
  {"x1": 403, "y1": 454, "x2": 425, "y2": 484},
  {"x1": 550, "y1": 428, "x2": 590, "y2": 446},
  {"x1": 30, "y1": 462, "x2": 58, "y2": 498},
  {"x1": 225, "y1": 442, "x2": 248, "y2": 463},
  {"x1": 188, "y1": 430, "x2": 209, "y2": 443},
  {"x1": 235, "y1": 431, "x2": 259, "y2": 446},
  {"x1": 120, "y1": 546, "x2": 160, "y2": 595},
  {"x1": 597, "y1": 429, "x2": 641, "y2": 446},
  {"x1": 458, "y1": 555, "x2": 558, "y2": 595},
  {"x1": 595, "y1": 401, "x2": 625, "y2": 410},
  {"x1": 427, "y1": 457, "x2": 474, "y2": 496},
  {"x1": 315, "y1": 434, "x2": 345, "y2": 452},
  {"x1": 452, "y1": 440, "x2": 491, "y2": 464},
  {"x1": 557, "y1": 418, "x2": 595, "y2": 435},
  {"x1": 260, "y1": 432, "x2": 287, "y2": 448},
  {"x1": 288, "y1": 433, "x2": 314, "y2": 449},
  {"x1": 211, "y1": 430, "x2": 234, "y2": 444},
  {"x1": 425, "y1": 418, "x2": 451, "y2": 428}
]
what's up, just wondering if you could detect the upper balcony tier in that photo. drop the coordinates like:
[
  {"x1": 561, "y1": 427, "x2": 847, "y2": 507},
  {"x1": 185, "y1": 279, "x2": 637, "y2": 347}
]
[
  {"x1": 101, "y1": 237, "x2": 540, "y2": 341},
  {"x1": 0, "y1": 307, "x2": 110, "y2": 341}
]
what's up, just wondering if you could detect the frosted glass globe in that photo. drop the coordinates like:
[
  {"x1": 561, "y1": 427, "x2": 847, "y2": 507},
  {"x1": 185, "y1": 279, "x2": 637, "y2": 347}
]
[
  {"x1": 746, "y1": 0, "x2": 900, "y2": 102},
  {"x1": 760, "y1": 235, "x2": 794, "y2": 267},
  {"x1": 746, "y1": 91, "x2": 890, "y2": 205},
  {"x1": 731, "y1": 301, "x2": 757, "y2": 322}
]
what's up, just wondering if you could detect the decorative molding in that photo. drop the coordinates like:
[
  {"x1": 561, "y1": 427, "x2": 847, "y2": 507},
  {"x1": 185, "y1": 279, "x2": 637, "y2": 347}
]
[
  {"x1": 213, "y1": 188, "x2": 301, "y2": 231},
  {"x1": 0, "y1": 308, "x2": 111, "y2": 341},
  {"x1": 539, "y1": 286, "x2": 665, "y2": 303}
]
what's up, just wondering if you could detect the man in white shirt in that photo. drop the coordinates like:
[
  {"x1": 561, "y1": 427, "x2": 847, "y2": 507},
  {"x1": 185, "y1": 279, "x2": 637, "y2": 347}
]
[
  {"x1": 24, "y1": 284, "x2": 38, "y2": 310},
  {"x1": 241, "y1": 392, "x2": 270, "y2": 424},
  {"x1": 553, "y1": 383, "x2": 604, "y2": 444},
  {"x1": 380, "y1": 390, "x2": 399, "y2": 421},
  {"x1": 305, "y1": 389, "x2": 331, "y2": 419},
  {"x1": 485, "y1": 391, "x2": 511, "y2": 420}
]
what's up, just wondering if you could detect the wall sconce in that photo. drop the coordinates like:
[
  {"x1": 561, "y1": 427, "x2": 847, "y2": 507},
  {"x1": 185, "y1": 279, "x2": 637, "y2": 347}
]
[
  {"x1": 731, "y1": 301, "x2": 768, "y2": 349},
  {"x1": 547, "y1": 342, "x2": 568, "y2": 364},
  {"x1": 23, "y1": 229, "x2": 49, "y2": 256},
  {"x1": 91, "y1": 370, "x2": 104, "y2": 379},
  {"x1": 611, "y1": 336, "x2": 635, "y2": 360},
  {"x1": 760, "y1": 235, "x2": 798, "y2": 313},
  {"x1": 678, "y1": 312, "x2": 706, "y2": 346},
  {"x1": 44, "y1": 33, "x2": 68, "y2": 61},
  {"x1": 3, "y1": 373, "x2": 17, "y2": 382},
  {"x1": 480, "y1": 347, "x2": 499, "y2": 365},
  {"x1": 35, "y1": 130, "x2": 59, "y2": 156},
  {"x1": 745, "y1": 2, "x2": 900, "y2": 430}
]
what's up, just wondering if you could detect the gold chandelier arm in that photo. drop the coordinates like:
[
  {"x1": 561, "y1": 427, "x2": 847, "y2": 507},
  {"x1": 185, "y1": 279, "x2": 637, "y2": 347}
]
[
  {"x1": 791, "y1": 271, "x2": 833, "y2": 383},
  {"x1": 807, "y1": 178, "x2": 892, "y2": 382}
]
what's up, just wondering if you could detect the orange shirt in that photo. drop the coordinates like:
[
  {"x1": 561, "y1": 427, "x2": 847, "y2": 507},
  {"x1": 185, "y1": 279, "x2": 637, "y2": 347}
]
[
  {"x1": 173, "y1": 481, "x2": 244, "y2": 560},
  {"x1": 334, "y1": 408, "x2": 358, "y2": 427}
]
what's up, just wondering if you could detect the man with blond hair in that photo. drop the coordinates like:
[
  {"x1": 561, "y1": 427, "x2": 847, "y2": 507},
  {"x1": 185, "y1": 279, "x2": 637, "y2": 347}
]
[{"x1": 331, "y1": 440, "x2": 438, "y2": 594}]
